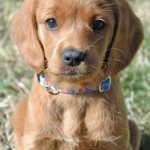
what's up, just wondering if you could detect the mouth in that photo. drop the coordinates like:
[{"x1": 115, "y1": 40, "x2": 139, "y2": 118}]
[
  {"x1": 44, "y1": 61, "x2": 101, "y2": 82},
  {"x1": 58, "y1": 69, "x2": 99, "y2": 82},
  {"x1": 58, "y1": 71, "x2": 89, "y2": 79},
  {"x1": 60, "y1": 70, "x2": 82, "y2": 76}
]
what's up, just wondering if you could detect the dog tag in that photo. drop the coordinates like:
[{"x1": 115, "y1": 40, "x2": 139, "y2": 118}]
[
  {"x1": 49, "y1": 85, "x2": 59, "y2": 95},
  {"x1": 99, "y1": 76, "x2": 111, "y2": 92}
]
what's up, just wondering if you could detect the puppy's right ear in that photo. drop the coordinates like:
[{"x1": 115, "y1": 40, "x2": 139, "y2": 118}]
[{"x1": 12, "y1": 0, "x2": 44, "y2": 73}]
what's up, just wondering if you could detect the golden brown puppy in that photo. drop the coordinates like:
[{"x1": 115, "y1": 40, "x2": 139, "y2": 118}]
[{"x1": 12, "y1": 0, "x2": 143, "y2": 149}]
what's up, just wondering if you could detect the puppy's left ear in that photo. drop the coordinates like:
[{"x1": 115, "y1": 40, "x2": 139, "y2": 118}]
[{"x1": 107, "y1": 0, "x2": 144, "y2": 75}]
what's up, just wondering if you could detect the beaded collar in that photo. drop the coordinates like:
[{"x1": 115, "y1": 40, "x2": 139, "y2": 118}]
[{"x1": 37, "y1": 73, "x2": 111, "y2": 95}]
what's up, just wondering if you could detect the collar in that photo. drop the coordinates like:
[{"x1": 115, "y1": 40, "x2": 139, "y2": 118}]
[{"x1": 37, "y1": 73, "x2": 111, "y2": 95}]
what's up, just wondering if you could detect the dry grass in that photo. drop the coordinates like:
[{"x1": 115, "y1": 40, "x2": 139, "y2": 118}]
[
  {"x1": 0, "y1": 1, "x2": 32, "y2": 149},
  {"x1": 0, "y1": 0, "x2": 150, "y2": 149}
]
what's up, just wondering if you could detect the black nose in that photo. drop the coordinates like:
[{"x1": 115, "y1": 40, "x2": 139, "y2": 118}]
[{"x1": 62, "y1": 49, "x2": 86, "y2": 66}]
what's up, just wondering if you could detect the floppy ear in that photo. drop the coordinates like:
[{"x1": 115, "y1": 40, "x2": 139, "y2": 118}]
[
  {"x1": 107, "y1": 0, "x2": 144, "y2": 75},
  {"x1": 12, "y1": 0, "x2": 44, "y2": 73}
]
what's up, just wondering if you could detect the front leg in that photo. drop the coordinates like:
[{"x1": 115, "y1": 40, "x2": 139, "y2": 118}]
[{"x1": 20, "y1": 134, "x2": 40, "y2": 150}]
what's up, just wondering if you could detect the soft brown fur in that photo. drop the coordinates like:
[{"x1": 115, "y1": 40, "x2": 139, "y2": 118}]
[{"x1": 12, "y1": 0, "x2": 143, "y2": 149}]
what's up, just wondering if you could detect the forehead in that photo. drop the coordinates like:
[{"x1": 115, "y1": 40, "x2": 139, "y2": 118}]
[
  {"x1": 38, "y1": 0, "x2": 114, "y2": 20},
  {"x1": 40, "y1": 0, "x2": 107, "y2": 8}
]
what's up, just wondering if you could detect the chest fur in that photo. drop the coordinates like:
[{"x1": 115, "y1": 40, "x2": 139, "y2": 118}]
[{"x1": 36, "y1": 94, "x2": 122, "y2": 145}]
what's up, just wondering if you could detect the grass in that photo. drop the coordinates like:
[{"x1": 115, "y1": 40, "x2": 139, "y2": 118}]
[
  {"x1": 120, "y1": 0, "x2": 150, "y2": 149},
  {"x1": 0, "y1": 0, "x2": 150, "y2": 149}
]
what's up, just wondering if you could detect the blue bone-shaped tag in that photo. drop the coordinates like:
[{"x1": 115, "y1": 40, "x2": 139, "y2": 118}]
[{"x1": 99, "y1": 76, "x2": 111, "y2": 92}]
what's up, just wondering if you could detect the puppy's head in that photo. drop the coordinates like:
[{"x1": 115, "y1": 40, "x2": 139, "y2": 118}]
[{"x1": 12, "y1": 0, "x2": 143, "y2": 82}]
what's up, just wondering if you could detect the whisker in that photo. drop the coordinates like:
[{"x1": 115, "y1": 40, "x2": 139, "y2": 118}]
[
  {"x1": 88, "y1": 45, "x2": 97, "y2": 48},
  {"x1": 113, "y1": 59, "x2": 125, "y2": 64},
  {"x1": 92, "y1": 36, "x2": 104, "y2": 46},
  {"x1": 102, "y1": 65, "x2": 112, "y2": 75},
  {"x1": 89, "y1": 65, "x2": 100, "y2": 72},
  {"x1": 107, "y1": 48, "x2": 125, "y2": 54},
  {"x1": 102, "y1": 57, "x2": 125, "y2": 65},
  {"x1": 87, "y1": 36, "x2": 104, "y2": 49}
]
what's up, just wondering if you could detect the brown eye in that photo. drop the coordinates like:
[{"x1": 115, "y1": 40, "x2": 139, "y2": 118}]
[
  {"x1": 45, "y1": 18, "x2": 58, "y2": 31},
  {"x1": 91, "y1": 20, "x2": 105, "y2": 31}
]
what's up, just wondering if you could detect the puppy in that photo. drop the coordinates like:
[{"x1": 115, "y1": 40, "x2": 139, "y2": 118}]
[{"x1": 12, "y1": 0, "x2": 143, "y2": 149}]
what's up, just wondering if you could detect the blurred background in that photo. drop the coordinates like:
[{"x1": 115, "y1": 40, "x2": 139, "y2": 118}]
[{"x1": 0, "y1": 0, "x2": 149, "y2": 149}]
